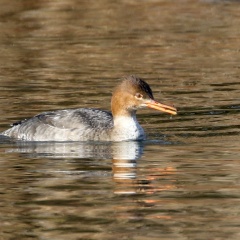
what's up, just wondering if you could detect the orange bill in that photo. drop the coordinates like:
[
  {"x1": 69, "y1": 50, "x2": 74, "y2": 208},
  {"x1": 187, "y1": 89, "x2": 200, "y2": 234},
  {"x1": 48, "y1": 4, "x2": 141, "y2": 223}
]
[{"x1": 147, "y1": 100, "x2": 177, "y2": 115}]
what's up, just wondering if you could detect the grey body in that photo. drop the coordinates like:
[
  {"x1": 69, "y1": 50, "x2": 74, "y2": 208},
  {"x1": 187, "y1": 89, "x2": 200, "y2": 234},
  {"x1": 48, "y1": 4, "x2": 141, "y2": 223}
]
[{"x1": 2, "y1": 108, "x2": 114, "y2": 141}]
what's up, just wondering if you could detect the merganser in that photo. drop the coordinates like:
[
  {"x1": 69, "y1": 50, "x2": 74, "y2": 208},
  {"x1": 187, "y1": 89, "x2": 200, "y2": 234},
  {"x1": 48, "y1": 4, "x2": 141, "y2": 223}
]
[{"x1": 1, "y1": 75, "x2": 177, "y2": 142}]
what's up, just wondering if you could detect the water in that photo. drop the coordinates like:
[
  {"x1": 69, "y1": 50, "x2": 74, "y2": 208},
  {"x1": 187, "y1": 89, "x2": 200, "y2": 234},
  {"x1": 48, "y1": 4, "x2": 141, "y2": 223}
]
[{"x1": 0, "y1": 0, "x2": 240, "y2": 239}]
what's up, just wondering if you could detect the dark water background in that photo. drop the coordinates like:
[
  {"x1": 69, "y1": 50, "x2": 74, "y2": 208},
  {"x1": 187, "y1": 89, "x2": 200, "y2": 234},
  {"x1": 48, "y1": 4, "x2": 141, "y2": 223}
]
[{"x1": 0, "y1": 0, "x2": 240, "y2": 239}]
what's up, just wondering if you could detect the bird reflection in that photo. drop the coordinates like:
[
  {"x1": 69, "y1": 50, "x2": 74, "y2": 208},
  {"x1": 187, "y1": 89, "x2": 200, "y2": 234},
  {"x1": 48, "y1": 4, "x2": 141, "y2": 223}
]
[
  {"x1": 5, "y1": 139, "x2": 143, "y2": 159},
  {"x1": 2, "y1": 138, "x2": 144, "y2": 193},
  {"x1": 1, "y1": 137, "x2": 176, "y2": 196}
]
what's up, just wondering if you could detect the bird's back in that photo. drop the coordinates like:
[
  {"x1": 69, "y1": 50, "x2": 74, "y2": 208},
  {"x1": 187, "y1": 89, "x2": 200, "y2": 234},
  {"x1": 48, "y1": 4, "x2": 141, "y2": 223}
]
[{"x1": 2, "y1": 108, "x2": 114, "y2": 141}]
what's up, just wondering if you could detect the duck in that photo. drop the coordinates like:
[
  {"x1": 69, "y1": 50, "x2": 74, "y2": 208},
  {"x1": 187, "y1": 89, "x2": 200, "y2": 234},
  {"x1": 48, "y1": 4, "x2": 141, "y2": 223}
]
[{"x1": 1, "y1": 75, "x2": 177, "y2": 141}]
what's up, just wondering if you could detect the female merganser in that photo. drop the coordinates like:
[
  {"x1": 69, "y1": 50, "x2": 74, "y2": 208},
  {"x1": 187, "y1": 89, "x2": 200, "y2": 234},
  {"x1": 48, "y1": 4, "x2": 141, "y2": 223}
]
[{"x1": 1, "y1": 75, "x2": 177, "y2": 142}]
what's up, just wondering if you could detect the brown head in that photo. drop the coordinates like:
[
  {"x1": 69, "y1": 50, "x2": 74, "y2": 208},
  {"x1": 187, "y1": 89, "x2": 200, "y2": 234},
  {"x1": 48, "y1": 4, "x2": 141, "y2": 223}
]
[{"x1": 111, "y1": 75, "x2": 177, "y2": 117}]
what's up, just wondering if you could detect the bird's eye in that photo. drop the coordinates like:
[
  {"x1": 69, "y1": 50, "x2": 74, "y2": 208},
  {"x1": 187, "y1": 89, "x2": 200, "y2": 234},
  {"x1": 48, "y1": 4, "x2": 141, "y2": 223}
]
[{"x1": 135, "y1": 93, "x2": 143, "y2": 99}]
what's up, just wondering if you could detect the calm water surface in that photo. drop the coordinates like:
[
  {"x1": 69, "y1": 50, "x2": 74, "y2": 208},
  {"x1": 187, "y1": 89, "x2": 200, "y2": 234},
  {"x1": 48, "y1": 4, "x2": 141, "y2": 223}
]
[{"x1": 0, "y1": 0, "x2": 240, "y2": 239}]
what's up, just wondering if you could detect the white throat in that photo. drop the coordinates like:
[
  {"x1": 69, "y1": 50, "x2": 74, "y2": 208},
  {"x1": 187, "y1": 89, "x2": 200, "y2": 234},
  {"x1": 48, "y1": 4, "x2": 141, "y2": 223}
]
[{"x1": 112, "y1": 115, "x2": 145, "y2": 141}]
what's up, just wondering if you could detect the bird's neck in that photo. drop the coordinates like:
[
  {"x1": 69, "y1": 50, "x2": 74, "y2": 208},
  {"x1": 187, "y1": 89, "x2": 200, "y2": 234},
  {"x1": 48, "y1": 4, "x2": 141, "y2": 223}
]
[{"x1": 111, "y1": 114, "x2": 145, "y2": 141}]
